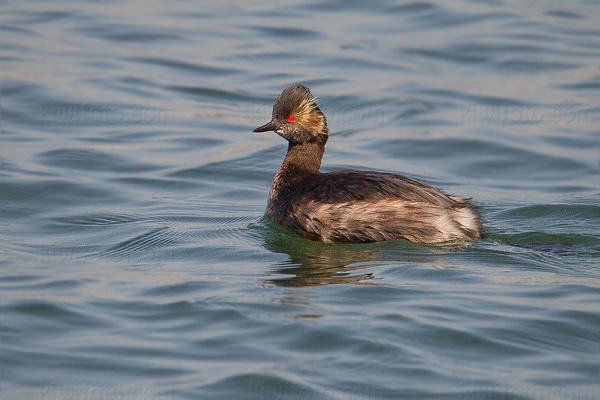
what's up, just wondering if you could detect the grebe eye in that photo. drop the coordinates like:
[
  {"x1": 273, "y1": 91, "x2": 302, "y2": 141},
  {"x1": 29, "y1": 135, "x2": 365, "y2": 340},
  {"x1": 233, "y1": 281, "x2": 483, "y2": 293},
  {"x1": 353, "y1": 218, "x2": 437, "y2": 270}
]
[{"x1": 287, "y1": 115, "x2": 295, "y2": 122}]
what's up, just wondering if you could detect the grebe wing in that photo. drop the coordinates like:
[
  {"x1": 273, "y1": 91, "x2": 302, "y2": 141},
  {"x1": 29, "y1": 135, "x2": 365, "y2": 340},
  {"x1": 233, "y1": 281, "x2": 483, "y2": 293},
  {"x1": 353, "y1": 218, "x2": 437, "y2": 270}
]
[{"x1": 295, "y1": 170, "x2": 459, "y2": 208}]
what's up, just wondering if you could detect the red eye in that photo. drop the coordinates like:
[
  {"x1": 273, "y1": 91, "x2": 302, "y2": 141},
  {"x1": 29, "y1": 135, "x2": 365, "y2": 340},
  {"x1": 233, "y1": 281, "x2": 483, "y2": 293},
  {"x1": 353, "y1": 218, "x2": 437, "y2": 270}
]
[{"x1": 287, "y1": 115, "x2": 295, "y2": 122}]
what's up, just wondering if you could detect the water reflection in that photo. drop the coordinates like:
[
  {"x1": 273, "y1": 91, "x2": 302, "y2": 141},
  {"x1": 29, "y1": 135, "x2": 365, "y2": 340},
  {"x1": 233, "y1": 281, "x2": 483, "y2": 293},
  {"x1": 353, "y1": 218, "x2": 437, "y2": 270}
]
[{"x1": 259, "y1": 222, "x2": 457, "y2": 287}]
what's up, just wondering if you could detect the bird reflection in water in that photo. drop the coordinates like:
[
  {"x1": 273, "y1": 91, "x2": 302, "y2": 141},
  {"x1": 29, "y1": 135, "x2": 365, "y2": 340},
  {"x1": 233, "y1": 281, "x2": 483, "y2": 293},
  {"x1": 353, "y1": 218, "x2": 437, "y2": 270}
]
[{"x1": 258, "y1": 221, "x2": 461, "y2": 288}]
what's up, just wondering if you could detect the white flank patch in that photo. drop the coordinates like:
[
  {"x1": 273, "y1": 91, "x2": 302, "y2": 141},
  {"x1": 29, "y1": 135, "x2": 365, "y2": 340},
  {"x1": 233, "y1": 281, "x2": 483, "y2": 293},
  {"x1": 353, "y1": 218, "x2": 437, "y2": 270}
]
[
  {"x1": 454, "y1": 207, "x2": 479, "y2": 232},
  {"x1": 435, "y1": 214, "x2": 463, "y2": 239}
]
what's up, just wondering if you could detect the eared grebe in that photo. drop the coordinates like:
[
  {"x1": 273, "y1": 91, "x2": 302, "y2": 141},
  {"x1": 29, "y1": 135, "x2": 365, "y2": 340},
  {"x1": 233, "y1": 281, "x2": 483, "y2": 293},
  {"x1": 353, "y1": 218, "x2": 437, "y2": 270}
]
[{"x1": 253, "y1": 85, "x2": 482, "y2": 244}]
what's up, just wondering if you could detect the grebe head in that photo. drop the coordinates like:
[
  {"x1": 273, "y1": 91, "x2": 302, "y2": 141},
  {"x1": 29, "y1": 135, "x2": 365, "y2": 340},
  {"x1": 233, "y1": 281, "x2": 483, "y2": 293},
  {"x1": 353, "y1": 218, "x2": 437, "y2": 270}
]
[{"x1": 253, "y1": 85, "x2": 328, "y2": 144}]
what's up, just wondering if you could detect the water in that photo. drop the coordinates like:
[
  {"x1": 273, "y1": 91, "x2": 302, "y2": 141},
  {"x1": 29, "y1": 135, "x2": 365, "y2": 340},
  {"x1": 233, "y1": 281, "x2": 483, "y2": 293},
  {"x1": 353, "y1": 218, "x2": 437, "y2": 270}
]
[{"x1": 1, "y1": 0, "x2": 599, "y2": 399}]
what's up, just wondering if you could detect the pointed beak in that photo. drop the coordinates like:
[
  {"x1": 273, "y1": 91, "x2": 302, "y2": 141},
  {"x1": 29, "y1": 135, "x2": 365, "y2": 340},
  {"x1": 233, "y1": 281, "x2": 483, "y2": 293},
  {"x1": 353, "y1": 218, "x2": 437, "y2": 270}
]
[{"x1": 253, "y1": 120, "x2": 277, "y2": 133}]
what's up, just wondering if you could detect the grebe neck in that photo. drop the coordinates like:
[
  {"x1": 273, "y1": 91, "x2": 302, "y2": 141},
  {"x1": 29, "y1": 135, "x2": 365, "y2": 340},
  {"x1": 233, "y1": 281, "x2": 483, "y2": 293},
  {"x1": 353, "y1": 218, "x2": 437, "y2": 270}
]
[{"x1": 271, "y1": 141, "x2": 325, "y2": 197}]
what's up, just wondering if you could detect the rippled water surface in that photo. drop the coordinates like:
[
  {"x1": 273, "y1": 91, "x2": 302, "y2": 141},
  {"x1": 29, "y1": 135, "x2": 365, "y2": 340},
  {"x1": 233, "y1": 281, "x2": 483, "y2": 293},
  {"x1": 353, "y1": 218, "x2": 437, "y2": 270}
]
[{"x1": 1, "y1": 1, "x2": 599, "y2": 399}]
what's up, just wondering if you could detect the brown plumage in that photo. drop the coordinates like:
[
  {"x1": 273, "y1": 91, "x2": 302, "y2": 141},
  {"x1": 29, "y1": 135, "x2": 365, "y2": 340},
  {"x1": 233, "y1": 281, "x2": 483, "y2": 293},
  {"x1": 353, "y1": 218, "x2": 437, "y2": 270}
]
[{"x1": 253, "y1": 85, "x2": 483, "y2": 244}]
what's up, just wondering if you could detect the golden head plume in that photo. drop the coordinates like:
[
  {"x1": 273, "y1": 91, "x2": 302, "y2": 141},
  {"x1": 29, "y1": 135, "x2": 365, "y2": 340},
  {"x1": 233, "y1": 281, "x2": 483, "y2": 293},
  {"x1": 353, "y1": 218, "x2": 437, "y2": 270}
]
[{"x1": 293, "y1": 96, "x2": 328, "y2": 137}]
